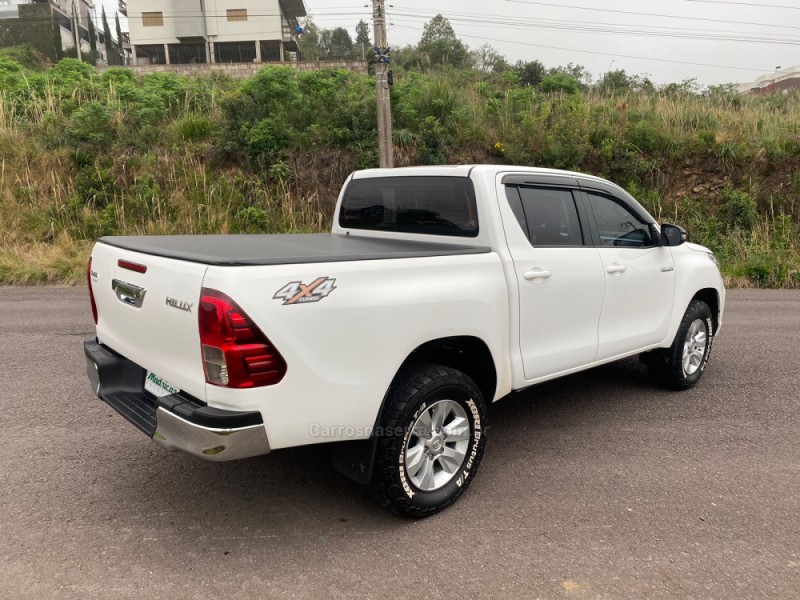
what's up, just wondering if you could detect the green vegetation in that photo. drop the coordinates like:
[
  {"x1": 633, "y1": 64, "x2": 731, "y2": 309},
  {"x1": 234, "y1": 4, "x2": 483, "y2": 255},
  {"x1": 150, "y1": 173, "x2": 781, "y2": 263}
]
[{"x1": 1, "y1": 26, "x2": 799, "y2": 286}]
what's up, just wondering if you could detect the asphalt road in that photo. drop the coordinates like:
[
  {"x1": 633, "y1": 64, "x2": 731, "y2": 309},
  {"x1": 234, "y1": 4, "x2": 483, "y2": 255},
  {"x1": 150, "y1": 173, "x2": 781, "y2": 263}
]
[{"x1": 1, "y1": 288, "x2": 799, "y2": 599}]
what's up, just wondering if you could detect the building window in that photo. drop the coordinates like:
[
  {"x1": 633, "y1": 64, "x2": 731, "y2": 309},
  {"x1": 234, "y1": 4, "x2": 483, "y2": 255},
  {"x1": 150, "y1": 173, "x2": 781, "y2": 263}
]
[
  {"x1": 227, "y1": 9, "x2": 248, "y2": 22},
  {"x1": 142, "y1": 12, "x2": 164, "y2": 27}
]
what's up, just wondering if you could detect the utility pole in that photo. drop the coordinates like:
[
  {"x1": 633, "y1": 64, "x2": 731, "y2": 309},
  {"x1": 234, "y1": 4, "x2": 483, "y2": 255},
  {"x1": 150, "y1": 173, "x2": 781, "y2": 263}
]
[
  {"x1": 372, "y1": 0, "x2": 393, "y2": 168},
  {"x1": 72, "y1": 1, "x2": 83, "y2": 62}
]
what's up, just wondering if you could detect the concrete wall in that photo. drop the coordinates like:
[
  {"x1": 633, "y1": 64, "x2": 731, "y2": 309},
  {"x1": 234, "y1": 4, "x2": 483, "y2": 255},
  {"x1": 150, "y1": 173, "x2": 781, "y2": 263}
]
[
  {"x1": 98, "y1": 59, "x2": 369, "y2": 78},
  {"x1": 0, "y1": 4, "x2": 58, "y2": 62}
]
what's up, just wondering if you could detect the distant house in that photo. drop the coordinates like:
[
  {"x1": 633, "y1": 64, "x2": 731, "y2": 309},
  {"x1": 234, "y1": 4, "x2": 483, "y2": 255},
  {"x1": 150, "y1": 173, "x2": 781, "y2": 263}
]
[
  {"x1": 0, "y1": 0, "x2": 114, "y2": 63},
  {"x1": 127, "y1": 0, "x2": 307, "y2": 66},
  {"x1": 737, "y1": 66, "x2": 800, "y2": 95}
]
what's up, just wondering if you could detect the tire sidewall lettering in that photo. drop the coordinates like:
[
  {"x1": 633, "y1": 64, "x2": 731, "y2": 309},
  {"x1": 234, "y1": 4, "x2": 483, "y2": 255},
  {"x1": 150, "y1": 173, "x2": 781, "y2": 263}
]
[
  {"x1": 460, "y1": 399, "x2": 481, "y2": 485},
  {"x1": 699, "y1": 317, "x2": 714, "y2": 374},
  {"x1": 685, "y1": 313, "x2": 714, "y2": 382},
  {"x1": 398, "y1": 402, "x2": 427, "y2": 499}
]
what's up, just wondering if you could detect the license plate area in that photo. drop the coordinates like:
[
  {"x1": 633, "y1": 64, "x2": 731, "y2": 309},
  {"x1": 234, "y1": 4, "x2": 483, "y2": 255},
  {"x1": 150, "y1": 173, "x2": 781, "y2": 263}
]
[{"x1": 144, "y1": 371, "x2": 181, "y2": 398}]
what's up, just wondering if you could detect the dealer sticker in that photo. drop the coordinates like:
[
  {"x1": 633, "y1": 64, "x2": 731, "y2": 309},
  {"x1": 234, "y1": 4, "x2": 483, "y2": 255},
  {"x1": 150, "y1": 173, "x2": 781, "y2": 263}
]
[{"x1": 144, "y1": 371, "x2": 180, "y2": 398}]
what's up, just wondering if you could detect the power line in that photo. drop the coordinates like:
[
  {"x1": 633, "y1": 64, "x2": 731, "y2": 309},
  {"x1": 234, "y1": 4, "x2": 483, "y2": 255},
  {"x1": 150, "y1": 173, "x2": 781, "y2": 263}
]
[
  {"x1": 389, "y1": 10, "x2": 800, "y2": 46},
  {"x1": 504, "y1": 0, "x2": 800, "y2": 32},
  {"x1": 391, "y1": 23, "x2": 770, "y2": 73},
  {"x1": 684, "y1": 0, "x2": 800, "y2": 9},
  {"x1": 395, "y1": 6, "x2": 800, "y2": 40}
]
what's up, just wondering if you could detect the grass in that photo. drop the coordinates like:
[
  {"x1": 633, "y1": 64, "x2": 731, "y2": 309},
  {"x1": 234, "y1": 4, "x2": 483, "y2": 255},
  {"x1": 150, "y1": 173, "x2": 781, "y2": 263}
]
[{"x1": 0, "y1": 54, "x2": 798, "y2": 286}]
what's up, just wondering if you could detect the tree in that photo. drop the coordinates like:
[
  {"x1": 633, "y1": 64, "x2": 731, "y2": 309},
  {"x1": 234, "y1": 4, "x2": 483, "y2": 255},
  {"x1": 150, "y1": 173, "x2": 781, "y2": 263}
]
[
  {"x1": 88, "y1": 16, "x2": 98, "y2": 59},
  {"x1": 597, "y1": 69, "x2": 633, "y2": 95},
  {"x1": 390, "y1": 44, "x2": 426, "y2": 71},
  {"x1": 473, "y1": 44, "x2": 508, "y2": 73},
  {"x1": 51, "y1": 13, "x2": 64, "y2": 61},
  {"x1": 115, "y1": 12, "x2": 125, "y2": 64},
  {"x1": 548, "y1": 62, "x2": 590, "y2": 86},
  {"x1": 355, "y1": 19, "x2": 371, "y2": 58},
  {"x1": 418, "y1": 15, "x2": 468, "y2": 68},
  {"x1": 514, "y1": 60, "x2": 545, "y2": 87},
  {"x1": 328, "y1": 27, "x2": 354, "y2": 58},
  {"x1": 540, "y1": 72, "x2": 581, "y2": 94},
  {"x1": 298, "y1": 19, "x2": 323, "y2": 61},
  {"x1": 101, "y1": 7, "x2": 117, "y2": 65}
]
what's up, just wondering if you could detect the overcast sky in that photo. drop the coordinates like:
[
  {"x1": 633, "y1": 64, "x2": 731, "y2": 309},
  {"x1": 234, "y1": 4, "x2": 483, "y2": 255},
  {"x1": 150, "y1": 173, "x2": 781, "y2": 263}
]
[
  {"x1": 303, "y1": 0, "x2": 798, "y2": 85},
  {"x1": 105, "y1": 0, "x2": 798, "y2": 85}
]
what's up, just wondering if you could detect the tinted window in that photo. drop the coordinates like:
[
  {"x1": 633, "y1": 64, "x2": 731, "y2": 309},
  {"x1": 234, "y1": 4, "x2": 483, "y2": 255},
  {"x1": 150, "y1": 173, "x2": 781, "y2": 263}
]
[
  {"x1": 587, "y1": 193, "x2": 654, "y2": 247},
  {"x1": 514, "y1": 187, "x2": 584, "y2": 247},
  {"x1": 340, "y1": 177, "x2": 478, "y2": 237}
]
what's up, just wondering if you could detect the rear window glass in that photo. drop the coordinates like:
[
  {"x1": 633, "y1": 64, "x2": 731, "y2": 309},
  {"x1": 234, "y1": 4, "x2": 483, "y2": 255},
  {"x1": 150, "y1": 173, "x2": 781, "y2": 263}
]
[{"x1": 339, "y1": 177, "x2": 479, "y2": 238}]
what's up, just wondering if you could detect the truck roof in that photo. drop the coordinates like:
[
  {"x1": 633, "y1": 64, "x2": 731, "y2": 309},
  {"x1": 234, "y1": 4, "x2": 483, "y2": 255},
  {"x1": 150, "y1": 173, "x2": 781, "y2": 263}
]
[{"x1": 351, "y1": 165, "x2": 608, "y2": 183}]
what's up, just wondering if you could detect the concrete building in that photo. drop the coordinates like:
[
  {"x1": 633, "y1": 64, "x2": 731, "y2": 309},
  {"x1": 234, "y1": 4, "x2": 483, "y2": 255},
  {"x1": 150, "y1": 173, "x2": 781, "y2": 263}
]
[
  {"x1": 0, "y1": 0, "x2": 109, "y2": 63},
  {"x1": 127, "y1": 0, "x2": 307, "y2": 66},
  {"x1": 737, "y1": 66, "x2": 800, "y2": 95}
]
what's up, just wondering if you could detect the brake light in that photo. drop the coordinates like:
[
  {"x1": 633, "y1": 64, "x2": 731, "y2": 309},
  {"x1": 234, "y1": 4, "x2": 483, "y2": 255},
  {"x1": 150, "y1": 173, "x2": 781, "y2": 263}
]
[
  {"x1": 118, "y1": 259, "x2": 147, "y2": 274},
  {"x1": 198, "y1": 288, "x2": 286, "y2": 388},
  {"x1": 87, "y1": 257, "x2": 98, "y2": 325}
]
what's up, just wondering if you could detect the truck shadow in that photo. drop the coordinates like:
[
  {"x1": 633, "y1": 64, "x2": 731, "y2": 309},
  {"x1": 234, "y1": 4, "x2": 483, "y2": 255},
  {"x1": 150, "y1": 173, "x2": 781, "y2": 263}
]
[{"x1": 96, "y1": 357, "x2": 672, "y2": 539}]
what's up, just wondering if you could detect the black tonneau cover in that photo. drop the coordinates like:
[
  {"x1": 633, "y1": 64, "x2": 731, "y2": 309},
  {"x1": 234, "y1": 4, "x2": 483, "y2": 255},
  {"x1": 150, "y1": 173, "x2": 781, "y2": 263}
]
[{"x1": 98, "y1": 233, "x2": 491, "y2": 266}]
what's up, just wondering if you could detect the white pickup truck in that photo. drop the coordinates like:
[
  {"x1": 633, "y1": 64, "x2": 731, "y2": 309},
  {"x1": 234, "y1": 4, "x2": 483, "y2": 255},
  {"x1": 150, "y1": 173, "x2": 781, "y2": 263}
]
[{"x1": 85, "y1": 165, "x2": 725, "y2": 517}]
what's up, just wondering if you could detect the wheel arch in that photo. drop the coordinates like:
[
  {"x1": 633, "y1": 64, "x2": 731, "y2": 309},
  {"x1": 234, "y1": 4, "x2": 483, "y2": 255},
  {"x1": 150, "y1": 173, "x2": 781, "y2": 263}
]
[
  {"x1": 399, "y1": 336, "x2": 498, "y2": 404},
  {"x1": 692, "y1": 288, "x2": 720, "y2": 333},
  {"x1": 332, "y1": 336, "x2": 497, "y2": 486}
]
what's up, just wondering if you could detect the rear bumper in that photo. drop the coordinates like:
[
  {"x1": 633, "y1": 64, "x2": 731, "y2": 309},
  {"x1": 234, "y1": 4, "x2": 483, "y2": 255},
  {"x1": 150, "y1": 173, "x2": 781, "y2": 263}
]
[{"x1": 84, "y1": 338, "x2": 270, "y2": 461}]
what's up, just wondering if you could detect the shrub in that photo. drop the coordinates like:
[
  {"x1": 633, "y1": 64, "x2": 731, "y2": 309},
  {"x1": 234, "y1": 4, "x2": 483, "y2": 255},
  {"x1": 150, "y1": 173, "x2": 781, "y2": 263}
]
[
  {"x1": 720, "y1": 188, "x2": 758, "y2": 231},
  {"x1": 66, "y1": 101, "x2": 116, "y2": 148},
  {"x1": 540, "y1": 73, "x2": 580, "y2": 95}
]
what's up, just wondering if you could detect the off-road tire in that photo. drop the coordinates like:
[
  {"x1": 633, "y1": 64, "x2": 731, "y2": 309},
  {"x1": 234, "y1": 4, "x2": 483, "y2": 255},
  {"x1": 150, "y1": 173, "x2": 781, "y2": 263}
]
[
  {"x1": 369, "y1": 362, "x2": 487, "y2": 518},
  {"x1": 646, "y1": 300, "x2": 714, "y2": 391}
]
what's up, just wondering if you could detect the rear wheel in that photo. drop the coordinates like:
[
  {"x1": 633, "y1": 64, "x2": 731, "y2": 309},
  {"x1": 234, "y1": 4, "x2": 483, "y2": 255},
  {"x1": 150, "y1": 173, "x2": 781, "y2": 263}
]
[
  {"x1": 370, "y1": 362, "x2": 487, "y2": 518},
  {"x1": 645, "y1": 300, "x2": 714, "y2": 390}
]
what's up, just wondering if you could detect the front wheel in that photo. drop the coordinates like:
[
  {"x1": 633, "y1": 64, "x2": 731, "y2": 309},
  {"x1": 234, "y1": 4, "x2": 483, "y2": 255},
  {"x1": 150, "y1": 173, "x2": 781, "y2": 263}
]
[
  {"x1": 646, "y1": 299, "x2": 714, "y2": 390},
  {"x1": 370, "y1": 362, "x2": 487, "y2": 518}
]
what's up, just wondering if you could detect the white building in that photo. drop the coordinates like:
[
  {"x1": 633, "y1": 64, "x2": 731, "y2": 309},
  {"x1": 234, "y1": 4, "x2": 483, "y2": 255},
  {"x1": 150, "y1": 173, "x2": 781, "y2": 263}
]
[
  {"x1": 127, "y1": 0, "x2": 307, "y2": 65},
  {"x1": 737, "y1": 66, "x2": 800, "y2": 96}
]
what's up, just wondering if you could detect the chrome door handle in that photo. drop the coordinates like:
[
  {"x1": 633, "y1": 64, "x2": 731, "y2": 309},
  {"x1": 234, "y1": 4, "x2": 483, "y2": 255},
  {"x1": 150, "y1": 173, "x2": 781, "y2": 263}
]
[
  {"x1": 112, "y1": 279, "x2": 147, "y2": 308},
  {"x1": 524, "y1": 268, "x2": 553, "y2": 281},
  {"x1": 606, "y1": 264, "x2": 628, "y2": 275}
]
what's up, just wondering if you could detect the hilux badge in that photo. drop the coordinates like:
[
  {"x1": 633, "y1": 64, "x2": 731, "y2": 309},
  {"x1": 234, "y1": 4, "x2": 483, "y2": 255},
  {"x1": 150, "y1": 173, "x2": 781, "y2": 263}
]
[{"x1": 166, "y1": 297, "x2": 193, "y2": 312}]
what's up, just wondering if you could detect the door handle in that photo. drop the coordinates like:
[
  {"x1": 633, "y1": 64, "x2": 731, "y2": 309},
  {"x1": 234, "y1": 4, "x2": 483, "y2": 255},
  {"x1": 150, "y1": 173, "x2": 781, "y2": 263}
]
[
  {"x1": 606, "y1": 264, "x2": 628, "y2": 275},
  {"x1": 112, "y1": 279, "x2": 147, "y2": 308},
  {"x1": 524, "y1": 268, "x2": 553, "y2": 281}
]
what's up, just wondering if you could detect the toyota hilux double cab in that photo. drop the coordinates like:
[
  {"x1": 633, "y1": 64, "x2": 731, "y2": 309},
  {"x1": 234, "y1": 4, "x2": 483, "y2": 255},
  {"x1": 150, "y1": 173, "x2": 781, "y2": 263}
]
[{"x1": 84, "y1": 165, "x2": 725, "y2": 517}]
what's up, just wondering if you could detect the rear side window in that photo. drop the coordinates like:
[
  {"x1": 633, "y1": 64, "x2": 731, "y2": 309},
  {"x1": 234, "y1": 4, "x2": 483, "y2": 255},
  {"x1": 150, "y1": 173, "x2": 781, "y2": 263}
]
[
  {"x1": 508, "y1": 186, "x2": 584, "y2": 247},
  {"x1": 339, "y1": 177, "x2": 479, "y2": 238}
]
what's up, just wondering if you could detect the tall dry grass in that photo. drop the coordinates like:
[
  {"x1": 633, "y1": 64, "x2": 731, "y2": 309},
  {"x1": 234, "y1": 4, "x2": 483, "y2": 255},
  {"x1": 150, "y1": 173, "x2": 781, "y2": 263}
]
[{"x1": 0, "y1": 59, "x2": 798, "y2": 286}]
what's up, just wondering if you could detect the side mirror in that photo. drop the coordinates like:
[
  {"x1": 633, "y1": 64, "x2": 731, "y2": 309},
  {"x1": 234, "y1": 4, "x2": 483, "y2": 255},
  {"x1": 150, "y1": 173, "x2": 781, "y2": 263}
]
[{"x1": 661, "y1": 223, "x2": 688, "y2": 247}]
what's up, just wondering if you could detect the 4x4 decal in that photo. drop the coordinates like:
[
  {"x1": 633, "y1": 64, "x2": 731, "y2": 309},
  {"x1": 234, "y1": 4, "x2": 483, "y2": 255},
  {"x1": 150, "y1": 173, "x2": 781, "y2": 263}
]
[{"x1": 273, "y1": 277, "x2": 337, "y2": 305}]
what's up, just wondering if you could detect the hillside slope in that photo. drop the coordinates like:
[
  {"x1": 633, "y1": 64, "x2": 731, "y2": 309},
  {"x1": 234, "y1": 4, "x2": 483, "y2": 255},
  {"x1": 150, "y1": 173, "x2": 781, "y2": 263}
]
[{"x1": 1, "y1": 58, "x2": 798, "y2": 286}]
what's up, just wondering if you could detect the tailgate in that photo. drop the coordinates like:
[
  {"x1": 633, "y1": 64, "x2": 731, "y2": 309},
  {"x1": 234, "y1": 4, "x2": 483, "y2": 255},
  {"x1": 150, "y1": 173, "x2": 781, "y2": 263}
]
[{"x1": 91, "y1": 241, "x2": 208, "y2": 402}]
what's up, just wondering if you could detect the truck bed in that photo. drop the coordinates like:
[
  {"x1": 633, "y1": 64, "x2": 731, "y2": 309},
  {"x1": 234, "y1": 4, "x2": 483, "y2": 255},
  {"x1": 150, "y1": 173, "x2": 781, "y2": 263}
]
[{"x1": 99, "y1": 233, "x2": 491, "y2": 266}]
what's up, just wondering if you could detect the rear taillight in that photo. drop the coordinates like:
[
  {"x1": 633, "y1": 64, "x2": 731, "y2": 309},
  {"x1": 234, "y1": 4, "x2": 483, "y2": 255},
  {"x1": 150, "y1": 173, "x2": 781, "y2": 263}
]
[
  {"x1": 198, "y1": 288, "x2": 286, "y2": 388},
  {"x1": 87, "y1": 257, "x2": 98, "y2": 325}
]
